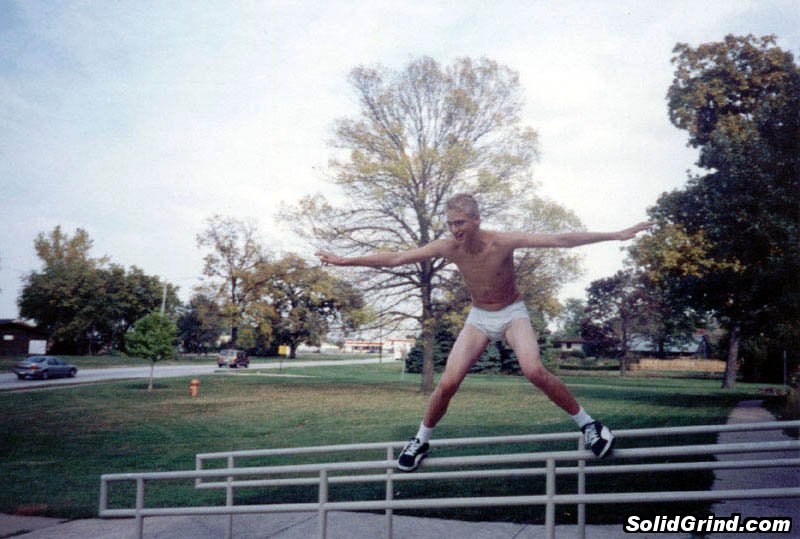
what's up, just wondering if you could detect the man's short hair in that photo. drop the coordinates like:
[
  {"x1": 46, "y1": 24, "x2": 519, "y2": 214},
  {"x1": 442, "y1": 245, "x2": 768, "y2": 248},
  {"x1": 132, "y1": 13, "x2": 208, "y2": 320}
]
[{"x1": 445, "y1": 193, "x2": 480, "y2": 218}]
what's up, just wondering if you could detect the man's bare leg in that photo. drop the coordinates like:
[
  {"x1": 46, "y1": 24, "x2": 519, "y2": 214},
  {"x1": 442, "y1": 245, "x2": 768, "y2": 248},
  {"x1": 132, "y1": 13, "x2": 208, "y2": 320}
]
[
  {"x1": 504, "y1": 318, "x2": 580, "y2": 414},
  {"x1": 398, "y1": 324, "x2": 488, "y2": 472},
  {"x1": 423, "y1": 324, "x2": 490, "y2": 428},
  {"x1": 504, "y1": 317, "x2": 615, "y2": 458}
]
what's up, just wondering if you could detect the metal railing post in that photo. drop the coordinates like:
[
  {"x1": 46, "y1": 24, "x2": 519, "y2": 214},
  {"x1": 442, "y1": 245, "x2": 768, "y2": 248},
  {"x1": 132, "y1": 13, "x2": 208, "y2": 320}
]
[
  {"x1": 225, "y1": 455, "x2": 234, "y2": 539},
  {"x1": 318, "y1": 469, "x2": 329, "y2": 539},
  {"x1": 135, "y1": 477, "x2": 145, "y2": 539},
  {"x1": 386, "y1": 447, "x2": 394, "y2": 539},
  {"x1": 99, "y1": 478, "x2": 108, "y2": 515},
  {"x1": 545, "y1": 458, "x2": 556, "y2": 539},
  {"x1": 195, "y1": 455, "x2": 203, "y2": 488},
  {"x1": 577, "y1": 436, "x2": 586, "y2": 539}
]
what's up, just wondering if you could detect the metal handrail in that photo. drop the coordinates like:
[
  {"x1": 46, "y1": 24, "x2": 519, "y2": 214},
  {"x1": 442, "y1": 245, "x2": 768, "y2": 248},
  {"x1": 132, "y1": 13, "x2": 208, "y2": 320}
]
[
  {"x1": 99, "y1": 420, "x2": 800, "y2": 539},
  {"x1": 103, "y1": 440, "x2": 798, "y2": 481},
  {"x1": 191, "y1": 457, "x2": 800, "y2": 491},
  {"x1": 194, "y1": 420, "x2": 796, "y2": 461}
]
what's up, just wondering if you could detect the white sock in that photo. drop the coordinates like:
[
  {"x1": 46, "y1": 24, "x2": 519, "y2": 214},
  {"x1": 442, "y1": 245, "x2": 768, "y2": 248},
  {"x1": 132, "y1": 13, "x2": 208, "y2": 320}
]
[
  {"x1": 415, "y1": 422, "x2": 434, "y2": 444},
  {"x1": 571, "y1": 407, "x2": 594, "y2": 429}
]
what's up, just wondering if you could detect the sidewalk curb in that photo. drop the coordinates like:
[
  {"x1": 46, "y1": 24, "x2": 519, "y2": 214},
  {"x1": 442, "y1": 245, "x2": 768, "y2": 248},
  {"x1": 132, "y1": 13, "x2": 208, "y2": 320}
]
[{"x1": 0, "y1": 514, "x2": 66, "y2": 538}]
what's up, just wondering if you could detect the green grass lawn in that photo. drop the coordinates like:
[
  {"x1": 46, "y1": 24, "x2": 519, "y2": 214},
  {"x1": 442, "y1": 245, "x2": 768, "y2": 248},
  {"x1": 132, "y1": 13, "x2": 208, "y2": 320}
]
[{"x1": 0, "y1": 362, "x2": 783, "y2": 524}]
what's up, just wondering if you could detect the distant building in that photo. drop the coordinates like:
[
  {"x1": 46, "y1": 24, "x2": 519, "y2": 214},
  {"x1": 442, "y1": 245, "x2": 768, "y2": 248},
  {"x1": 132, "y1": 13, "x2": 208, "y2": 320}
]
[
  {"x1": 344, "y1": 338, "x2": 415, "y2": 357},
  {"x1": 344, "y1": 340, "x2": 382, "y2": 354},
  {"x1": 0, "y1": 319, "x2": 49, "y2": 356},
  {"x1": 627, "y1": 333, "x2": 712, "y2": 359},
  {"x1": 296, "y1": 342, "x2": 340, "y2": 354},
  {"x1": 551, "y1": 337, "x2": 586, "y2": 353}
]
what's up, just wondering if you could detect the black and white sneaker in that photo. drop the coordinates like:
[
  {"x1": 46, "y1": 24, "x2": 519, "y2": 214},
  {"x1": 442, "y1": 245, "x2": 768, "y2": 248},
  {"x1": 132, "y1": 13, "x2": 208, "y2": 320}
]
[
  {"x1": 582, "y1": 420, "x2": 615, "y2": 458},
  {"x1": 397, "y1": 437, "x2": 429, "y2": 472}
]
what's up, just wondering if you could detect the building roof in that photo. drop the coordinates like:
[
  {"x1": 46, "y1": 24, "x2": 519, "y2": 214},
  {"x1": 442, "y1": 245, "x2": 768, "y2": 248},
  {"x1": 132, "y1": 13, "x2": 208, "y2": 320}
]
[
  {"x1": 0, "y1": 319, "x2": 48, "y2": 340},
  {"x1": 0, "y1": 319, "x2": 39, "y2": 329}
]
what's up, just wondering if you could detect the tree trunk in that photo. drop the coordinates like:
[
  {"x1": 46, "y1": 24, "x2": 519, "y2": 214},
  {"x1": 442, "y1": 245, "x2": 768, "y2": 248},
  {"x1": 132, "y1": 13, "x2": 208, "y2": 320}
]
[
  {"x1": 420, "y1": 280, "x2": 435, "y2": 393},
  {"x1": 722, "y1": 324, "x2": 740, "y2": 389},
  {"x1": 619, "y1": 354, "x2": 629, "y2": 375},
  {"x1": 230, "y1": 325, "x2": 238, "y2": 347},
  {"x1": 148, "y1": 360, "x2": 155, "y2": 392},
  {"x1": 619, "y1": 326, "x2": 629, "y2": 376},
  {"x1": 421, "y1": 318, "x2": 435, "y2": 393},
  {"x1": 290, "y1": 343, "x2": 297, "y2": 359}
]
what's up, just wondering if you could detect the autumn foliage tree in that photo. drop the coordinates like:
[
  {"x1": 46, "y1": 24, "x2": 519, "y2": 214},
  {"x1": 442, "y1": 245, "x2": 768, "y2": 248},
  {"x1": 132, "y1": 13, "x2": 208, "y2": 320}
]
[
  {"x1": 583, "y1": 270, "x2": 648, "y2": 373},
  {"x1": 262, "y1": 253, "x2": 366, "y2": 358},
  {"x1": 654, "y1": 34, "x2": 800, "y2": 386},
  {"x1": 290, "y1": 56, "x2": 581, "y2": 392},
  {"x1": 196, "y1": 216, "x2": 272, "y2": 349}
]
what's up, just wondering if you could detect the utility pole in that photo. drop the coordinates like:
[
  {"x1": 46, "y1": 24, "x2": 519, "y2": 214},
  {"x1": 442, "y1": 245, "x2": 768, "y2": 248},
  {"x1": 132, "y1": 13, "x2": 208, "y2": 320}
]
[
  {"x1": 784, "y1": 350, "x2": 788, "y2": 388},
  {"x1": 160, "y1": 283, "x2": 167, "y2": 315}
]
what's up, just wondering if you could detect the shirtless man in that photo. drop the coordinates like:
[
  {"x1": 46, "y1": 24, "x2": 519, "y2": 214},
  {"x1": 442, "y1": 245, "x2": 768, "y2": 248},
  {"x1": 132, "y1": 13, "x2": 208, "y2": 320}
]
[{"x1": 316, "y1": 193, "x2": 652, "y2": 471}]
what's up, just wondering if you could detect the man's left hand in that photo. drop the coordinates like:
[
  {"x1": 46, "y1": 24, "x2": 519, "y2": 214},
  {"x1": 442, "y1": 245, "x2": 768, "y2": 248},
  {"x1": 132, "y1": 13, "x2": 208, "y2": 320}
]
[{"x1": 616, "y1": 221, "x2": 654, "y2": 240}]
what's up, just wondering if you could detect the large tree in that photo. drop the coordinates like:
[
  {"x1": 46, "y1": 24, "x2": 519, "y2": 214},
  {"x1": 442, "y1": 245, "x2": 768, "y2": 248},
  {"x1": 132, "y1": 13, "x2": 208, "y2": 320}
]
[
  {"x1": 656, "y1": 34, "x2": 800, "y2": 387},
  {"x1": 177, "y1": 292, "x2": 225, "y2": 353},
  {"x1": 19, "y1": 227, "x2": 102, "y2": 353},
  {"x1": 101, "y1": 264, "x2": 180, "y2": 351},
  {"x1": 19, "y1": 227, "x2": 177, "y2": 353},
  {"x1": 263, "y1": 253, "x2": 366, "y2": 358},
  {"x1": 583, "y1": 270, "x2": 647, "y2": 373},
  {"x1": 196, "y1": 215, "x2": 272, "y2": 348},
  {"x1": 627, "y1": 224, "x2": 720, "y2": 357},
  {"x1": 291, "y1": 56, "x2": 578, "y2": 392}
]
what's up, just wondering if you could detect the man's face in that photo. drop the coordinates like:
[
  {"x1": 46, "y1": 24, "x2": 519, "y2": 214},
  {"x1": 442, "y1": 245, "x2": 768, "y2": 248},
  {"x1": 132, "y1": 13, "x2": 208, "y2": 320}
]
[{"x1": 446, "y1": 210, "x2": 480, "y2": 243}]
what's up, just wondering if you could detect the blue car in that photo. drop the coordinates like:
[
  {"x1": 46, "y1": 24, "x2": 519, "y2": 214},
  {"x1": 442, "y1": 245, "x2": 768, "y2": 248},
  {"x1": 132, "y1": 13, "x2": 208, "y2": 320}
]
[{"x1": 13, "y1": 356, "x2": 78, "y2": 380}]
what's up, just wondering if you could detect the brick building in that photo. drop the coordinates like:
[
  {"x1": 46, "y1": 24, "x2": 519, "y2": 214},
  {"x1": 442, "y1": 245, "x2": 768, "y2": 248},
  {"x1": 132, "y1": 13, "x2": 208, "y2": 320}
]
[{"x1": 0, "y1": 319, "x2": 49, "y2": 356}]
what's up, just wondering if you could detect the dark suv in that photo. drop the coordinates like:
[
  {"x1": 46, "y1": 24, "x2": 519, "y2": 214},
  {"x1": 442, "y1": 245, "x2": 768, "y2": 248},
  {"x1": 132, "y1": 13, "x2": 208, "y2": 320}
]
[{"x1": 217, "y1": 349, "x2": 249, "y2": 368}]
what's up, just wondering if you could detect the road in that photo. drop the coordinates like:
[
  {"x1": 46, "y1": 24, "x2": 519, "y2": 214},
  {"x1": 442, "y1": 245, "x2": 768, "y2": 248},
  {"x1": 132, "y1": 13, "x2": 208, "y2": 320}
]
[{"x1": 0, "y1": 357, "x2": 395, "y2": 391}]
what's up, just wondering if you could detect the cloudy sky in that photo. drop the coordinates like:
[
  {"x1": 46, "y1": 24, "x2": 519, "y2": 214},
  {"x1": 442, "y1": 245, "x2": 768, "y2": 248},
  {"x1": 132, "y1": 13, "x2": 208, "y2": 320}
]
[{"x1": 1, "y1": 1, "x2": 798, "y2": 321}]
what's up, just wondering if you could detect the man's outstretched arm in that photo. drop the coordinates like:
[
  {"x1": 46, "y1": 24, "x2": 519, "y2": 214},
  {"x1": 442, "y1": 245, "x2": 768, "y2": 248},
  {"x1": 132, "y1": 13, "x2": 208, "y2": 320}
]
[
  {"x1": 316, "y1": 240, "x2": 447, "y2": 268},
  {"x1": 506, "y1": 221, "x2": 654, "y2": 249}
]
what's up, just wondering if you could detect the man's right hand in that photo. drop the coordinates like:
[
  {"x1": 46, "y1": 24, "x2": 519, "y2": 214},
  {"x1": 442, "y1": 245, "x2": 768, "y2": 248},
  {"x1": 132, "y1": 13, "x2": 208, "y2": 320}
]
[{"x1": 315, "y1": 250, "x2": 348, "y2": 266}]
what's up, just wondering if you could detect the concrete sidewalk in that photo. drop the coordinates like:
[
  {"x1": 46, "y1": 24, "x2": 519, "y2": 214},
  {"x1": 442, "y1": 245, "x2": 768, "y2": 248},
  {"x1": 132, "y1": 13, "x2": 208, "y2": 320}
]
[
  {"x1": 707, "y1": 399, "x2": 800, "y2": 538},
  {"x1": 0, "y1": 511, "x2": 685, "y2": 539},
  {"x1": 2, "y1": 400, "x2": 798, "y2": 539}
]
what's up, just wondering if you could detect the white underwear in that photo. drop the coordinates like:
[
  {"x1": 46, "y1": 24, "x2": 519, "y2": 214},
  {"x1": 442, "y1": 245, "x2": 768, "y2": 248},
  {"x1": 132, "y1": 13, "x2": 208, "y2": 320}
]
[{"x1": 465, "y1": 300, "x2": 530, "y2": 342}]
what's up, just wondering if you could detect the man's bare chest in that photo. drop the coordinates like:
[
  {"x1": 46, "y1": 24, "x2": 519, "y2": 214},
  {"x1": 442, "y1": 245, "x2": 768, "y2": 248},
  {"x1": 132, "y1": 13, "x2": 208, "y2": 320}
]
[{"x1": 450, "y1": 248, "x2": 515, "y2": 285}]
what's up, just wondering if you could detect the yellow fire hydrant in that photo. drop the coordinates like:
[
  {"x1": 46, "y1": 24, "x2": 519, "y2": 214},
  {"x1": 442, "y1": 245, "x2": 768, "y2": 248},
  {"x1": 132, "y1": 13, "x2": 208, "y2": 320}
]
[{"x1": 189, "y1": 379, "x2": 200, "y2": 397}]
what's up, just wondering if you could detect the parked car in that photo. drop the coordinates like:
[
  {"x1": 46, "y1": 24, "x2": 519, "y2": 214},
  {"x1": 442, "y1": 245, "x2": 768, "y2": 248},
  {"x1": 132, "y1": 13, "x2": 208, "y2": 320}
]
[
  {"x1": 13, "y1": 356, "x2": 78, "y2": 380},
  {"x1": 217, "y1": 349, "x2": 249, "y2": 368}
]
